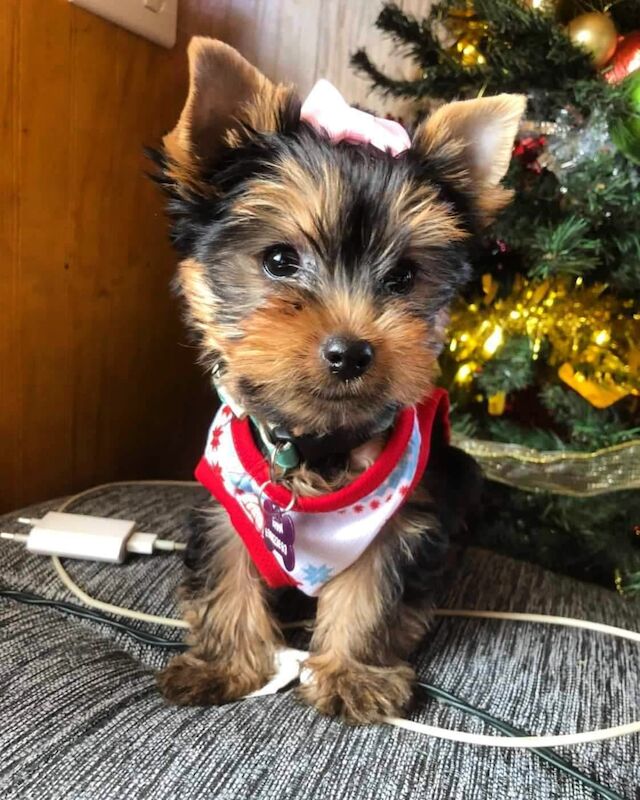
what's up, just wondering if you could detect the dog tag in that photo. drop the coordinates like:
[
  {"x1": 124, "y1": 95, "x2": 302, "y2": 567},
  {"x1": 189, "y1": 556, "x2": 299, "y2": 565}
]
[{"x1": 262, "y1": 498, "x2": 296, "y2": 571}]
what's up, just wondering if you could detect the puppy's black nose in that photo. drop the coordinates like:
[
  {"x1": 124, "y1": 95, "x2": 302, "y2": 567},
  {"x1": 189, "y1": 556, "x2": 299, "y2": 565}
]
[{"x1": 321, "y1": 336, "x2": 374, "y2": 381}]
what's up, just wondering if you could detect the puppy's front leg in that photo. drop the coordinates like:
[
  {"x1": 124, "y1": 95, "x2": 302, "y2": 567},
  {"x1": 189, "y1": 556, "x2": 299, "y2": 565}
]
[
  {"x1": 297, "y1": 534, "x2": 415, "y2": 724},
  {"x1": 158, "y1": 510, "x2": 282, "y2": 705}
]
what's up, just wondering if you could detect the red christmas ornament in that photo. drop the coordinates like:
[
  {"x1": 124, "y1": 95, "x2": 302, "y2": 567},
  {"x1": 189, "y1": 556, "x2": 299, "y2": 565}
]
[
  {"x1": 604, "y1": 32, "x2": 640, "y2": 84},
  {"x1": 512, "y1": 135, "x2": 547, "y2": 173}
]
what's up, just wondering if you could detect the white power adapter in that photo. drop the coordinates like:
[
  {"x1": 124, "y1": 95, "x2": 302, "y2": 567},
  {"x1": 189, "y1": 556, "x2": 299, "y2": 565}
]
[{"x1": 1, "y1": 511, "x2": 186, "y2": 563}]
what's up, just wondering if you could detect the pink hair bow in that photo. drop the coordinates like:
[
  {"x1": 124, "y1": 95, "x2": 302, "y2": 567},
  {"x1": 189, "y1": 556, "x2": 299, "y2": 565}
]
[{"x1": 300, "y1": 79, "x2": 411, "y2": 157}]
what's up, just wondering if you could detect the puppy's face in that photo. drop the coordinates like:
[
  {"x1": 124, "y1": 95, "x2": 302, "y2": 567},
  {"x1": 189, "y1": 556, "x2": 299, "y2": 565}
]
[{"x1": 157, "y1": 39, "x2": 524, "y2": 435}]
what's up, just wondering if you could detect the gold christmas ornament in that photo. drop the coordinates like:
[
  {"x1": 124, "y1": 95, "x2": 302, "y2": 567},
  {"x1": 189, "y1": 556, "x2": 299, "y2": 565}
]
[
  {"x1": 448, "y1": 275, "x2": 640, "y2": 406},
  {"x1": 566, "y1": 12, "x2": 618, "y2": 67},
  {"x1": 446, "y1": 4, "x2": 488, "y2": 67},
  {"x1": 488, "y1": 392, "x2": 507, "y2": 416},
  {"x1": 557, "y1": 363, "x2": 629, "y2": 409}
]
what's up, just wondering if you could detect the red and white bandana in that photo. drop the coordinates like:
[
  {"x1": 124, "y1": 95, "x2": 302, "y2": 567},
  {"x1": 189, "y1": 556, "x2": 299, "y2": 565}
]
[{"x1": 195, "y1": 389, "x2": 450, "y2": 597}]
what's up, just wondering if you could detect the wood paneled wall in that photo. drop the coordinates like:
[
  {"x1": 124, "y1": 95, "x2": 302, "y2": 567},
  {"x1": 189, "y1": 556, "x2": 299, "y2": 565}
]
[
  {"x1": 0, "y1": 0, "x2": 424, "y2": 513},
  {"x1": 205, "y1": 0, "x2": 426, "y2": 109}
]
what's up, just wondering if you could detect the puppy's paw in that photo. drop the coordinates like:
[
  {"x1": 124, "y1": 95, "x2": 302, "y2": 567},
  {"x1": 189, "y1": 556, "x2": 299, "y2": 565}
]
[
  {"x1": 297, "y1": 656, "x2": 414, "y2": 724},
  {"x1": 157, "y1": 652, "x2": 271, "y2": 706}
]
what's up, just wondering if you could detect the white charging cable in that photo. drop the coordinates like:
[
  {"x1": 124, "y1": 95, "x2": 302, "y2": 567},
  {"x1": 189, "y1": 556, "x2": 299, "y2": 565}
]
[
  {"x1": 1, "y1": 480, "x2": 192, "y2": 628},
  {"x1": 2, "y1": 511, "x2": 186, "y2": 563},
  {"x1": 2, "y1": 479, "x2": 640, "y2": 749}
]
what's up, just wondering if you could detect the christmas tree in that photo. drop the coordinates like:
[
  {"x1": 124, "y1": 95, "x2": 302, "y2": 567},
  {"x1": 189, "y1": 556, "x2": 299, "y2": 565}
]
[{"x1": 353, "y1": 0, "x2": 640, "y2": 595}]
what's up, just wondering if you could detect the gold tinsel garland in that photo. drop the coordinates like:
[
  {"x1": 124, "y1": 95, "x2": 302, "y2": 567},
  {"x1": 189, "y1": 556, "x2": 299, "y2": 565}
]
[
  {"x1": 452, "y1": 433, "x2": 640, "y2": 496},
  {"x1": 448, "y1": 274, "x2": 640, "y2": 409}
]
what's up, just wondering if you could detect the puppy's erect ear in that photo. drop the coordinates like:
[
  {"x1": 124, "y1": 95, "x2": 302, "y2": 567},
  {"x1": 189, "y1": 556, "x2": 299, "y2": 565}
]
[
  {"x1": 413, "y1": 94, "x2": 526, "y2": 223},
  {"x1": 163, "y1": 37, "x2": 289, "y2": 185}
]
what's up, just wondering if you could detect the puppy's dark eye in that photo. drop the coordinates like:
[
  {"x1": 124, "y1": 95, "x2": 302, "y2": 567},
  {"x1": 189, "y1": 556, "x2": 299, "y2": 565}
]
[
  {"x1": 263, "y1": 244, "x2": 301, "y2": 279},
  {"x1": 382, "y1": 260, "x2": 416, "y2": 295}
]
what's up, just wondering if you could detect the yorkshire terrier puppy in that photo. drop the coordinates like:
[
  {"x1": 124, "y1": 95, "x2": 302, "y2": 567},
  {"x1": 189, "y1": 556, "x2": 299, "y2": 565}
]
[{"x1": 153, "y1": 37, "x2": 525, "y2": 723}]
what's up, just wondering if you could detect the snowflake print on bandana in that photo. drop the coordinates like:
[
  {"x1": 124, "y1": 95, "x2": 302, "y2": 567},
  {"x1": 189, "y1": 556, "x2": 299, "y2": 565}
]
[{"x1": 301, "y1": 563, "x2": 334, "y2": 587}]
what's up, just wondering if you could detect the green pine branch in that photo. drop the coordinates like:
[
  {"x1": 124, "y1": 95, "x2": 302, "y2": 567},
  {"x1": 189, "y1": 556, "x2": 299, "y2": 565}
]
[
  {"x1": 477, "y1": 336, "x2": 536, "y2": 395},
  {"x1": 357, "y1": 0, "x2": 640, "y2": 461},
  {"x1": 477, "y1": 481, "x2": 640, "y2": 595},
  {"x1": 352, "y1": 1, "x2": 609, "y2": 116},
  {"x1": 358, "y1": 0, "x2": 640, "y2": 595},
  {"x1": 541, "y1": 385, "x2": 640, "y2": 449},
  {"x1": 528, "y1": 217, "x2": 601, "y2": 278},
  {"x1": 485, "y1": 418, "x2": 566, "y2": 450}
]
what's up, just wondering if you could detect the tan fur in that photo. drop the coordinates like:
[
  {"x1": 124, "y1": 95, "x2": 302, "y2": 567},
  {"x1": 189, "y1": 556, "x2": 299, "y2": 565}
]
[
  {"x1": 297, "y1": 496, "x2": 438, "y2": 723},
  {"x1": 279, "y1": 432, "x2": 387, "y2": 496},
  {"x1": 391, "y1": 181, "x2": 469, "y2": 251},
  {"x1": 297, "y1": 656, "x2": 414, "y2": 724},
  {"x1": 158, "y1": 462, "x2": 439, "y2": 722},
  {"x1": 224, "y1": 290, "x2": 437, "y2": 434},
  {"x1": 158, "y1": 507, "x2": 282, "y2": 705},
  {"x1": 232, "y1": 163, "x2": 469, "y2": 261},
  {"x1": 176, "y1": 257, "x2": 220, "y2": 348},
  {"x1": 163, "y1": 37, "x2": 290, "y2": 196},
  {"x1": 413, "y1": 94, "x2": 526, "y2": 223},
  {"x1": 348, "y1": 435, "x2": 385, "y2": 472},
  {"x1": 231, "y1": 156, "x2": 344, "y2": 250}
]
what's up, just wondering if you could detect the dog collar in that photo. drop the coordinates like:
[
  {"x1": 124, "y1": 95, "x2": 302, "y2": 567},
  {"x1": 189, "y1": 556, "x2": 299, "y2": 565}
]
[
  {"x1": 252, "y1": 419, "x2": 377, "y2": 471},
  {"x1": 212, "y1": 369, "x2": 395, "y2": 472},
  {"x1": 195, "y1": 389, "x2": 450, "y2": 596}
]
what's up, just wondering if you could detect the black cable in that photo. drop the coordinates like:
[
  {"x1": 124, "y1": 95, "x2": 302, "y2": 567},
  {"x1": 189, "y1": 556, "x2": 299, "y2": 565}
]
[
  {"x1": 0, "y1": 589, "x2": 186, "y2": 650},
  {"x1": 416, "y1": 681, "x2": 627, "y2": 800}
]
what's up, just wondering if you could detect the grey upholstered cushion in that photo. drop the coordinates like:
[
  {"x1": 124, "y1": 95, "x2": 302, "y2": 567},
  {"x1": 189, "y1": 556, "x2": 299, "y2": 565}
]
[{"x1": 0, "y1": 483, "x2": 638, "y2": 799}]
